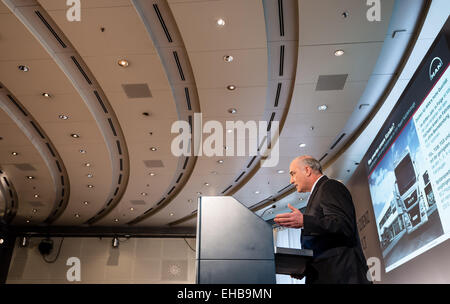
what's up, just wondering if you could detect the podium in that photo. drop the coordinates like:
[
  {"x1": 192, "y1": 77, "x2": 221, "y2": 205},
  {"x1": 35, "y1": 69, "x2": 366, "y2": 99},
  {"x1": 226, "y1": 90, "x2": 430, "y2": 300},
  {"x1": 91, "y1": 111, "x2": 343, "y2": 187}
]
[{"x1": 196, "y1": 196, "x2": 312, "y2": 284}]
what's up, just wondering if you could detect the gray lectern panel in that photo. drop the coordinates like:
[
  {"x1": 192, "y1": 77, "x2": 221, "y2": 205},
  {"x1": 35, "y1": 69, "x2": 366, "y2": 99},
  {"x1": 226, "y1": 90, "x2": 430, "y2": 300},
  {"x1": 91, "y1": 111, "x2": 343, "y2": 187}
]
[
  {"x1": 197, "y1": 196, "x2": 274, "y2": 260},
  {"x1": 197, "y1": 260, "x2": 276, "y2": 284}
]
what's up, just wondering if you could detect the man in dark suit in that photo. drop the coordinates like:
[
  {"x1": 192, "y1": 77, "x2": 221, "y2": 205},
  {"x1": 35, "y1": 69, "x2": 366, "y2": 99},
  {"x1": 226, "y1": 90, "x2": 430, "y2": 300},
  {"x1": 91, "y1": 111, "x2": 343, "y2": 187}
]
[{"x1": 274, "y1": 156, "x2": 370, "y2": 284}]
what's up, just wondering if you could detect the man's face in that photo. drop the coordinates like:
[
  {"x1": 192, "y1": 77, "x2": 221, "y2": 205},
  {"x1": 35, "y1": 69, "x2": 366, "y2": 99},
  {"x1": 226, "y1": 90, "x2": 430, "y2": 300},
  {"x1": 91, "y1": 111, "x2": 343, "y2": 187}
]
[{"x1": 289, "y1": 160, "x2": 307, "y2": 193}]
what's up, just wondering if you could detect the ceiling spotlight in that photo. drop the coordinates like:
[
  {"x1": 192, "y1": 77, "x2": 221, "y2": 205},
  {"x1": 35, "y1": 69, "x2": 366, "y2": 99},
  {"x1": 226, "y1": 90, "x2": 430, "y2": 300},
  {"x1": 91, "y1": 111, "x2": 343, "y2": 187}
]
[
  {"x1": 169, "y1": 212, "x2": 174, "y2": 217},
  {"x1": 74, "y1": 213, "x2": 80, "y2": 218},
  {"x1": 277, "y1": 170, "x2": 285, "y2": 174},
  {"x1": 141, "y1": 192, "x2": 148, "y2": 196},
  {"x1": 87, "y1": 174, "x2": 93, "y2": 178},
  {"x1": 255, "y1": 191, "x2": 260, "y2": 194},
  {"x1": 217, "y1": 160, "x2": 224, "y2": 164},
  {"x1": 20, "y1": 236, "x2": 29, "y2": 248},
  {"x1": 32, "y1": 209, "x2": 37, "y2": 213},
  {"x1": 334, "y1": 49, "x2": 345, "y2": 57},
  {"x1": 114, "y1": 218, "x2": 119, "y2": 222},
  {"x1": 204, "y1": 182, "x2": 210, "y2": 186},
  {"x1": 26, "y1": 176, "x2": 35, "y2": 180},
  {"x1": 341, "y1": 11, "x2": 350, "y2": 19},
  {"x1": 84, "y1": 163, "x2": 91, "y2": 167},
  {"x1": 228, "y1": 108, "x2": 237, "y2": 115},
  {"x1": 59, "y1": 114, "x2": 69, "y2": 120},
  {"x1": 223, "y1": 55, "x2": 234, "y2": 62},
  {"x1": 42, "y1": 92, "x2": 52, "y2": 98},
  {"x1": 299, "y1": 143, "x2": 307, "y2": 148},
  {"x1": 216, "y1": 18, "x2": 226, "y2": 26},
  {"x1": 130, "y1": 207, "x2": 135, "y2": 211},
  {"x1": 11, "y1": 152, "x2": 19, "y2": 156},
  {"x1": 318, "y1": 104, "x2": 328, "y2": 111},
  {"x1": 26, "y1": 220, "x2": 30, "y2": 223},
  {"x1": 71, "y1": 133, "x2": 80, "y2": 138},
  {"x1": 227, "y1": 85, "x2": 236, "y2": 91},
  {"x1": 150, "y1": 147, "x2": 157, "y2": 151},
  {"x1": 226, "y1": 129, "x2": 233, "y2": 133},
  {"x1": 188, "y1": 199, "x2": 193, "y2": 203},
  {"x1": 87, "y1": 184, "x2": 94, "y2": 188},
  {"x1": 118, "y1": 59, "x2": 129, "y2": 67},
  {"x1": 18, "y1": 65, "x2": 30, "y2": 72},
  {"x1": 149, "y1": 172, "x2": 156, "y2": 176},
  {"x1": 83, "y1": 201, "x2": 89, "y2": 205},
  {"x1": 34, "y1": 194, "x2": 39, "y2": 198},
  {"x1": 79, "y1": 149, "x2": 86, "y2": 154}
]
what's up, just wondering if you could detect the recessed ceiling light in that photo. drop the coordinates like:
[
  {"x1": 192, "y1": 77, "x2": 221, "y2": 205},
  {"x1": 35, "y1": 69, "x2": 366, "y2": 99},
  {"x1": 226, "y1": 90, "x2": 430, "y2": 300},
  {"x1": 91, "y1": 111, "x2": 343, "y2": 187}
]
[
  {"x1": 11, "y1": 152, "x2": 19, "y2": 156},
  {"x1": 79, "y1": 149, "x2": 86, "y2": 154},
  {"x1": 83, "y1": 201, "x2": 89, "y2": 205},
  {"x1": 32, "y1": 209, "x2": 37, "y2": 213},
  {"x1": 87, "y1": 174, "x2": 93, "y2": 178},
  {"x1": 71, "y1": 133, "x2": 80, "y2": 138},
  {"x1": 299, "y1": 143, "x2": 307, "y2": 148},
  {"x1": 204, "y1": 182, "x2": 210, "y2": 186},
  {"x1": 84, "y1": 163, "x2": 91, "y2": 167},
  {"x1": 197, "y1": 192, "x2": 202, "y2": 196},
  {"x1": 150, "y1": 147, "x2": 157, "y2": 151},
  {"x1": 169, "y1": 212, "x2": 174, "y2": 216},
  {"x1": 188, "y1": 199, "x2": 193, "y2": 203},
  {"x1": 226, "y1": 129, "x2": 233, "y2": 133},
  {"x1": 318, "y1": 104, "x2": 328, "y2": 111},
  {"x1": 59, "y1": 114, "x2": 69, "y2": 120},
  {"x1": 87, "y1": 184, "x2": 94, "y2": 188},
  {"x1": 118, "y1": 59, "x2": 129, "y2": 67},
  {"x1": 217, "y1": 160, "x2": 224, "y2": 164},
  {"x1": 26, "y1": 219, "x2": 30, "y2": 223},
  {"x1": 277, "y1": 170, "x2": 285, "y2": 174},
  {"x1": 341, "y1": 11, "x2": 350, "y2": 19},
  {"x1": 18, "y1": 65, "x2": 30, "y2": 72},
  {"x1": 34, "y1": 194, "x2": 39, "y2": 198},
  {"x1": 149, "y1": 172, "x2": 156, "y2": 176},
  {"x1": 334, "y1": 49, "x2": 345, "y2": 57},
  {"x1": 42, "y1": 92, "x2": 51, "y2": 98},
  {"x1": 223, "y1": 55, "x2": 234, "y2": 62},
  {"x1": 216, "y1": 18, "x2": 225, "y2": 26},
  {"x1": 228, "y1": 108, "x2": 237, "y2": 114},
  {"x1": 74, "y1": 213, "x2": 80, "y2": 218},
  {"x1": 114, "y1": 218, "x2": 119, "y2": 222},
  {"x1": 141, "y1": 192, "x2": 148, "y2": 196},
  {"x1": 130, "y1": 207, "x2": 135, "y2": 211},
  {"x1": 26, "y1": 176, "x2": 35, "y2": 180},
  {"x1": 255, "y1": 191, "x2": 260, "y2": 194},
  {"x1": 227, "y1": 85, "x2": 236, "y2": 91}
]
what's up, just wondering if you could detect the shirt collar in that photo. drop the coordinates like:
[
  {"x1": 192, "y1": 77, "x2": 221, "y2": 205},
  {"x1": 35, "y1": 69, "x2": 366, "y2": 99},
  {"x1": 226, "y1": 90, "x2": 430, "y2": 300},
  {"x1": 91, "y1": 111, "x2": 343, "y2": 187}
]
[{"x1": 310, "y1": 175, "x2": 325, "y2": 195}]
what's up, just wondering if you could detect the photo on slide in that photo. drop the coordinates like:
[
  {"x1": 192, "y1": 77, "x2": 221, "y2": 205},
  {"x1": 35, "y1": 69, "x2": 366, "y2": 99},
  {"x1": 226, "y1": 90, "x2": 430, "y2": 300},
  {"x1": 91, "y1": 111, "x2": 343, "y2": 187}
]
[{"x1": 368, "y1": 119, "x2": 444, "y2": 271}]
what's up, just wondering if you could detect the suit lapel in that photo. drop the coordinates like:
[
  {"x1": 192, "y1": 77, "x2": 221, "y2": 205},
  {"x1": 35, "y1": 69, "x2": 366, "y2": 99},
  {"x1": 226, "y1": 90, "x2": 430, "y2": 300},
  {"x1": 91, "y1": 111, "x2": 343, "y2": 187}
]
[{"x1": 305, "y1": 175, "x2": 328, "y2": 213}]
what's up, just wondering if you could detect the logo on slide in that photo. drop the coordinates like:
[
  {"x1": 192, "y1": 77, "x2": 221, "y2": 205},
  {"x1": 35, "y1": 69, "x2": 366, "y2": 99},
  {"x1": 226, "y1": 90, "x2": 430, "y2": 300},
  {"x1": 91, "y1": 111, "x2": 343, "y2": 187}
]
[{"x1": 429, "y1": 57, "x2": 443, "y2": 81}]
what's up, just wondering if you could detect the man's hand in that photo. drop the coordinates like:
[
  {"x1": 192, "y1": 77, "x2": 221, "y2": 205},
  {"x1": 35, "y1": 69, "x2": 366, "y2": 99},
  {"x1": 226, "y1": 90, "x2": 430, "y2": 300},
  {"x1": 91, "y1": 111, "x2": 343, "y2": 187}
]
[{"x1": 274, "y1": 204, "x2": 304, "y2": 228}]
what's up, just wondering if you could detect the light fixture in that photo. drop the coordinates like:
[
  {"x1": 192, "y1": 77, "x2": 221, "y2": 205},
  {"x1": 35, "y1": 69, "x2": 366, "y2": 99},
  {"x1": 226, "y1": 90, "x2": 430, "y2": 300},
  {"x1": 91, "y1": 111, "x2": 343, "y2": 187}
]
[
  {"x1": 74, "y1": 213, "x2": 80, "y2": 218},
  {"x1": 141, "y1": 192, "x2": 148, "y2": 196},
  {"x1": 299, "y1": 143, "x2": 307, "y2": 148},
  {"x1": 277, "y1": 170, "x2": 285, "y2": 174},
  {"x1": 204, "y1": 182, "x2": 210, "y2": 186},
  {"x1": 59, "y1": 114, "x2": 69, "y2": 120},
  {"x1": 228, "y1": 108, "x2": 237, "y2": 114},
  {"x1": 217, "y1": 160, "x2": 224, "y2": 164},
  {"x1": 226, "y1": 129, "x2": 233, "y2": 133},
  {"x1": 169, "y1": 212, "x2": 174, "y2": 217},
  {"x1": 84, "y1": 163, "x2": 91, "y2": 167},
  {"x1": 255, "y1": 191, "x2": 260, "y2": 194},
  {"x1": 71, "y1": 133, "x2": 80, "y2": 138},
  {"x1": 114, "y1": 218, "x2": 119, "y2": 222},
  {"x1": 223, "y1": 55, "x2": 234, "y2": 62},
  {"x1": 0, "y1": 238, "x2": 4, "y2": 245},
  {"x1": 26, "y1": 176, "x2": 35, "y2": 180},
  {"x1": 26, "y1": 220, "x2": 30, "y2": 223},
  {"x1": 227, "y1": 85, "x2": 236, "y2": 91},
  {"x1": 87, "y1": 184, "x2": 94, "y2": 188},
  {"x1": 79, "y1": 149, "x2": 86, "y2": 154},
  {"x1": 83, "y1": 201, "x2": 89, "y2": 205},
  {"x1": 318, "y1": 104, "x2": 328, "y2": 111},
  {"x1": 118, "y1": 59, "x2": 129, "y2": 67},
  {"x1": 34, "y1": 194, "x2": 39, "y2": 198},
  {"x1": 11, "y1": 152, "x2": 19, "y2": 156},
  {"x1": 216, "y1": 18, "x2": 225, "y2": 26},
  {"x1": 42, "y1": 92, "x2": 52, "y2": 98},
  {"x1": 334, "y1": 49, "x2": 345, "y2": 57},
  {"x1": 149, "y1": 172, "x2": 156, "y2": 176},
  {"x1": 197, "y1": 192, "x2": 202, "y2": 196},
  {"x1": 150, "y1": 147, "x2": 157, "y2": 151},
  {"x1": 130, "y1": 207, "x2": 135, "y2": 211},
  {"x1": 20, "y1": 236, "x2": 28, "y2": 248},
  {"x1": 18, "y1": 65, "x2": 30, "y2": 72},
  {"x1": 341, "y1": 11, "x2": 350, "y2": 19},
  {"x1": 87, "y1": 174, "x2": 93, "y2": 178},
  {"x1": 112, "y1": 237, "x2": 119, "y2": 248},
  {"x1": 32, "y1": 209, "x2": 37, "y2": 213},
  {"x1": 188, "y1": 199, "x2": 193, "y2": 203}
]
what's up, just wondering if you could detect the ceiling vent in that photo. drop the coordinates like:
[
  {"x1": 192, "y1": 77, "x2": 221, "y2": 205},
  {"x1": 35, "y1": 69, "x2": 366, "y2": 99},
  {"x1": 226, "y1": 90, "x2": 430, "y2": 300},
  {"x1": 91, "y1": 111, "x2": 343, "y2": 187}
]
[
  {"x1": 122, "y1": 84, "x2": 152, "y2": 98},
  {"x1": 144, "y1": 160, "x2": 164, "y2": 168},
  {"x1": 14, "y1": 164, "x2": 37, "y2": 171},
  {"x1": 315, "y1": 74, "x2": 348, "y2": 91}
]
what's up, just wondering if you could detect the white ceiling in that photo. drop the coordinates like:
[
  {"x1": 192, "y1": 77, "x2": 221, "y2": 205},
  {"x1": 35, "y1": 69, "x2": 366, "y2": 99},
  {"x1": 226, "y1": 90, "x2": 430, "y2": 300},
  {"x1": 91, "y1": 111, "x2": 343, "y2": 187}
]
[{"x1": 0, "y1": 0, "x2": 446, "y2": 232}]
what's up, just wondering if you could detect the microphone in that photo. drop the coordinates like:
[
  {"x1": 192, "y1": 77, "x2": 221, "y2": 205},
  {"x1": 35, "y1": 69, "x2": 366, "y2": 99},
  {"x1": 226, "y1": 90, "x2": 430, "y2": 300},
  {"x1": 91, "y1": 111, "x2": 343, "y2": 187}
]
[{"x1": 260, "y1": 204, "x2": 277, "y2": 219}]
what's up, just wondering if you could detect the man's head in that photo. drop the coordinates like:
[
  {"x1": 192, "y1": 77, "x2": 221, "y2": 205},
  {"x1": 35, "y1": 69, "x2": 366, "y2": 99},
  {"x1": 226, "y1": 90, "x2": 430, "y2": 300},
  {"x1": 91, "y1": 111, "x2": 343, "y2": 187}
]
[{"x1": 289, "y1": 156, "x2": 323, "y2": 193}]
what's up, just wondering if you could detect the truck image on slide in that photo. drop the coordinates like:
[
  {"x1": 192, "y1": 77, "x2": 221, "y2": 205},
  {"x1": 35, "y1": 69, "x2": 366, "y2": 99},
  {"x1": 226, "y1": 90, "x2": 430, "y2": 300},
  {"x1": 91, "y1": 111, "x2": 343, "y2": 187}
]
[{"x1": 393, "y1": 149, "x2": 430, "y2": 234}]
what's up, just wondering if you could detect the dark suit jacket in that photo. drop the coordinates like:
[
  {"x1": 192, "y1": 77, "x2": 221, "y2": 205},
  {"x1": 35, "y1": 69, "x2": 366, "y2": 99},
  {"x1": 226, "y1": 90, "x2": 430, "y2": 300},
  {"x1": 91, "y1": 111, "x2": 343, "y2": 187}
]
[{"x1": 301, "y1": 176, "x2": 370, "y2": 284}]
